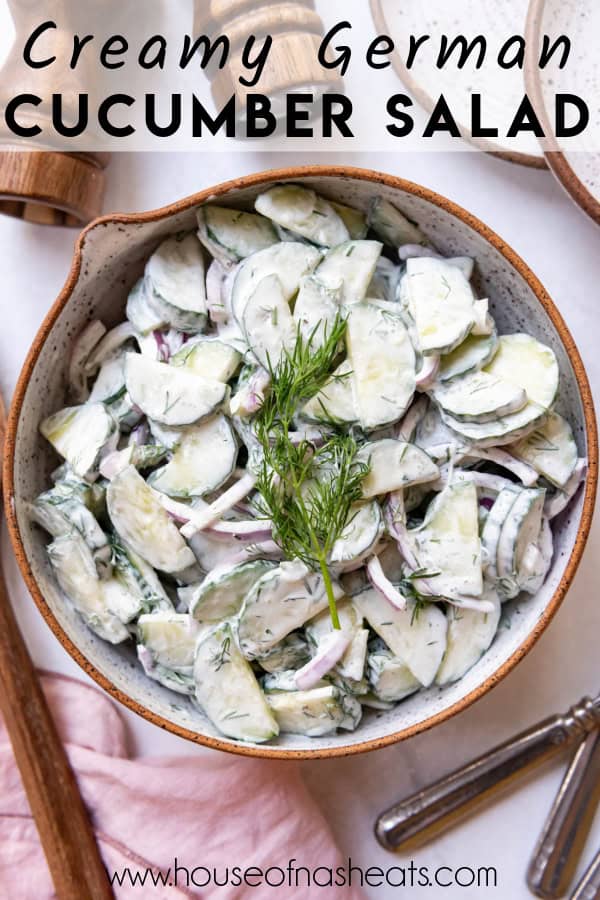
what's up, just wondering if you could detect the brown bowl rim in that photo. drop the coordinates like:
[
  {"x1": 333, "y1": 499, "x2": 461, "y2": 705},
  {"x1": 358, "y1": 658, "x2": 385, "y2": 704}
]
[
  {"x1": 3, "y1": 164, "x2": 598, "y2": 760},
  {"x1": 524, "y1": 0, "x2": 600, "y2": 225},
  {"x1": 369, "y1": 0, "x2": 548, "y2": 170}
]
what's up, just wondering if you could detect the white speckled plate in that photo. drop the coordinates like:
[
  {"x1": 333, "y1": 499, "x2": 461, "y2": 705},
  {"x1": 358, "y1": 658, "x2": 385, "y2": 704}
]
[
  {"x1": 526, "y1": 0, "x2": 600, "y2": 224},
  {"x1": 4, "y1": 167, "x2": 597, "y2": 759},
  {"x1": 371, "y1": 0, "x2": 547, "y2": 167}
]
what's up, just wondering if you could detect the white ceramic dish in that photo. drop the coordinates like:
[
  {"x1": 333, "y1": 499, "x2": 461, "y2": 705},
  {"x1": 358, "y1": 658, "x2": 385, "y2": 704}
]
[{"x1": 4, "y1": 166, "x2": 596, "y2": 758}]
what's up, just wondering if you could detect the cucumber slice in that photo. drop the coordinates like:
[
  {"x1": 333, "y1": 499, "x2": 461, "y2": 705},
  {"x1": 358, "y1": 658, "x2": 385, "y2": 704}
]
[
  {"x1": 231, "y1": 242, "x2": 322, "y2": 325},
  {"x1": 346, "y1": 302, "x2": 416, "y2": 430},
  {"x1": 40, "y1": 403, "x2": 118, "y2": 480},
  {"x1": 358, "y1": 439, "x2": 439, "y2": 498},
  {"x1": 111, "y1": 536, "x2": 172, "y2": 614},
  {"x1": 368, "y1": 257, "x2": 402, "y2": 303},
  {"x1": 438, "y1": 330, "x2": 498, "y2": 382},
  {"x1": 410, "y1": 481, "x2": 483, "y2": 600},
  {"x1": 170, "y1": 338, "x2": 242, "y2": 383},
  {"x1": 255, "y1": 185, "x2": 350, "y2": 247},
  {"x1": 510, "y1": 411, "x2": 578, "y2": 488},
  {"x1": 149, "y1": 415, "x2": 237, "y2": 498},
  {"x1": 48, "y1": 533, "x2": 129, "y2": 644},
  {"x1": 306, "y1": 600, "x2": 367, "y2": 683},
  {"x1": 256, "y1": 634, "x2": 311, "y2": 674},
  {"x1": 266, "y1": 686, "x2": 361, "y2": 736},
  {"x1": 137, "y1": 611, "x2": 198, "y2": 671},
  {"x1": 197, "y1": 206, "x2": 278, "y2": 265},
  {"x1": 518, "y1": 517, "x2": 553, "y2": 595},
  {"x1": 441, "y1": 401, "x2": 547, "y2": 448},
  {"x1": 194, "y1": 622, "x2": 279, "y2": 742},
  {"x1": 330, "y1": 502, "x2": 383, "y2": 568},
  {"x1": 436, "y1": 588, "x2": 501, "y2": 685},
  {"x1": 293, "y1": 275, "x2": 342, "y2": 349},
  {"x1": 330, "y1": 201, "x2": 368, "y2": 240},
  {"x1": 242, "y1": 274, "x2": 296, "y2": 370},
  {"x1": 367, "y1": 643, "x2": 421, "y2": 702},
  {"x1": 433, "y1": 370, "x2": 527, "y2": 424},
  {"x1": 354, "y1": 588, "x2": 447, "y2": 687},
  {"x1": 29, "y1": 490, "x2": 107, "y2": 554},
  {"x1": 316, "y1": 241, "x2": 382, "y2": 305},
  {"x1": 367, "y1": 197, "x2": 427, "y2": 247},
  {"x1": 406, "y1": 257, "x2": 476, "y2": 355},
  {"x1": 496, "y1": 488, "x2": 546, "y2": 599},
  {"x1": 189, "y1": 559, "x2": 275, "y2": 624},
  {"x1": 484, "y1": 334, "x2": 559, "y2": 408},
  {"x1": 88, "y1": 354, "x2": 126, "y2": 405},
  {"x1": 238, "y1": 562, "x2": 343, "y2": 660},
  {"x1": 145, "y1": 234, "x2": 207, "y2": 333},
  {"x1": 480, "y1": 487, "x2": 520, "y2": 581},
  {"x1": 125, "y1": 353, "x2": 227, "y2": 427},
  {"x1": 107, "y1": 466, "x2": 196, "y2": 574},
  {"x1": 302, "y1": 360, "x2": 357, "y2": 426},
  {"x1": 126, "y1": 278, "x2": 165, "y2": 335}
]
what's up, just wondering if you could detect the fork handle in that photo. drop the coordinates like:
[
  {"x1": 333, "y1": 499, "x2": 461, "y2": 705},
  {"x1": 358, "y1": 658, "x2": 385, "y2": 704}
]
[
  {"x1": 571, "y1": 848, "x2": 600, "y2": 900},
  {"x1": 376, "y1": 698, "x2": 600, "y2": 852},
  {"x1": 0, "y1": 558, "x2": 113, "y2": 898}
]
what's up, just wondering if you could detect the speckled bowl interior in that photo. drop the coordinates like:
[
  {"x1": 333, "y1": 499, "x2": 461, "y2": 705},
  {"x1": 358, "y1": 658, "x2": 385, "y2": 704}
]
[{"x1": 5, "y1": 167, "x2": 597, "y2": 758}]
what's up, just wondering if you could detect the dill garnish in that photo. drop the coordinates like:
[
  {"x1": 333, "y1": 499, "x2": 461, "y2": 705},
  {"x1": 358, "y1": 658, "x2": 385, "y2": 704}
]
[{"x1": 253, "y1": 316, "x2": 368, "y2": 629}]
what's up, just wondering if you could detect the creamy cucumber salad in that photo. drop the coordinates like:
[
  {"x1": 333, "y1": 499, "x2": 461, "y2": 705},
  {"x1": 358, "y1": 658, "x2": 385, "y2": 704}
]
[{"x1": 33, "y1": 185, "x2": 586, "y2": 744}]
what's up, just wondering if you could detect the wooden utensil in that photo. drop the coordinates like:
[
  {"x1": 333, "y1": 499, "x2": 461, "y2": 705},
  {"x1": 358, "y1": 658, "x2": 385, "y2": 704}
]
[
  {"x1": 0, "y1": 393, "x2": 113, "y2": 898},
  {"x1": 194, "y1": 0, "x2": 344, "y2": 111},
  {"x1": 375, "y1": 695, "x2": 600, "y2": 852}
]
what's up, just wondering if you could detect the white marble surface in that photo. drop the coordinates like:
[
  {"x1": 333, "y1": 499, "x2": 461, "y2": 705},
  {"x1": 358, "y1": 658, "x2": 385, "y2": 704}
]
[{"x1": 1, "y1": 149, "x2": 599, "y2": 899}]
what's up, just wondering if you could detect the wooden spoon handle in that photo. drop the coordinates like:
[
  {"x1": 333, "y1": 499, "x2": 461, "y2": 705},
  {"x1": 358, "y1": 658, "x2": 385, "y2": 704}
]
[{"x1": 0, "y1": 550, "x2": 113, "y2": 897}]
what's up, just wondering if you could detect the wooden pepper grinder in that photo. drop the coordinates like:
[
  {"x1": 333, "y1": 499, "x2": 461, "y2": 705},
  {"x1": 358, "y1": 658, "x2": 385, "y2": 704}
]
[
  {"x1": 0, "y1": 0, "x2": 109, "y2": 226},
  {"x1": 195, "y1": 0, "x2": 344, "y2": 113}
]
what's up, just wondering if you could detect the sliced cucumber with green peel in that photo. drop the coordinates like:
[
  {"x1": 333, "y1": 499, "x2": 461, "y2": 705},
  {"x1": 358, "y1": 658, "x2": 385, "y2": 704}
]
[
  {"x1": 48, "y1": 532, "x2": 129, "y2": 644},
  {"x1": 410, "y1": 481, "x2": 483, "y2": 600},
  {"x1": 330, "y1": 201, "x2": 368, "y2": 239},
  {"x1": 347, "y1": 302, "x2": 416, "y2": 430},
  {"x1": 137, "y1": 611, "x2": 198, "y2": 671},
  {"x1": 111, "y1": 536, "x2": 172, "y2": 614},
  {"x1": 28, "y1": 489, "x2": 108, "y2": 556},
  {"x1": 368, "y1": 197, "x2": 427, "y2": 247},
  {"x1": 231, "y1": 242, "x2": 322, "y2": 325},
  {"x1": 436, "y1": 588, "x2": 501, "y2": 685},
  {"x1": 480, "y1": 487, "x2": 520, "y2": 581},
  {"x1": 149, "y1": 415, "x2": 237, "y2": 498},
  {"x1": 266, "y1": 686, "x2": 361, "y2": 736},
  {"x1": 242, "y1": 273, "x2": 296, "y2": 370},
  {"x1": 293, "y1": 275, "x2": 342, "y2": 349},
  {"x1": 441, "y1": 401, "x2": 547, "y2": 448},
  {"x1": 484, "y1": 334, "x2": 559, "y2": 408},
  {"x1": 170, "y1": 338, "x2": 242, "y2": 383},
  {"x1": 358, "y1": 439, "x2": 439, "y2": 498},
  {"x1": 194, "y1": 622, "x2": 279, "y2": 743},
  {"x1": 107, "y1": 465, "x2": 196, "y2": 574},
  {"x1": 190, "y1": 559, "x2": 275, "y2": 624},
  {"x1": 406, "y1": 257, "x2": 476, "y2": 355},
  {"x1": 238, "y1": 562, "x2": 343, "y2": 660},
  {"x1": 355, "y1": 588, "x2": 447, "y2": 687},
  {"x1": 438, "y1": 330, "x2": 498, "y2": 382},
  {"x1": 40, "y1": 403, "x2": 118, "y2": 480},
  {"x1": 302, "y1": 360, "x2": 357, "y2": 426},
  {"x1": 510, "y1": 411, "x2": 577, "y2": 488},
  {"x1": 330, "y1": 502, "x2": 383, "y2": 568},
  {"x1": 125, "y1": 353, "x2": 227, "y2": 426},
  {"x1": 256, "y1": 634, "x2": 311, "y2": 674},
  {"x1": 145, "y1": 235, "x2": 207, "y2": 333},
  {"x1": 433, "y1": 370, "x2": 527, "y2": 423},
  {"x1": 496, "y1": 488, "x2": 546, "y2": 599},
  {"x1": 367, "y1": 644, "x2": 421, "y2": 702},
  {"x1": 316, "y1": 240, "x2": 382, "y2": 305},
  {"x1": 126, "y1": 278, "x2": 166, "y2": 334},
  {"x1": 255, "y1": 184, "x2": 350, "y2": 247},
  {"x1": 197, "y1": 205, "x2": 278, "y2": 265}
]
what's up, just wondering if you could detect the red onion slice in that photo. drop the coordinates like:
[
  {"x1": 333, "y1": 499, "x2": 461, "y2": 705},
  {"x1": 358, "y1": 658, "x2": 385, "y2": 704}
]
[
  {"x1": 396, "y1": 396, "x2": 428, "y2": 442},
  {"x1": 464, "y1": 448, "x2": 539, "y2": 487},
  {"x1": 180, "y1": 474, "x2": 257, "y2": 538},
  {"x1": 415, "y1": 355, "x2": 440, "y2": 392},
  {"x1": 367, "y1": 555, "x2": 407, "y2": 611},
  {"x1": 294, "y1": 631, "x2": 352, "y2": 691}
]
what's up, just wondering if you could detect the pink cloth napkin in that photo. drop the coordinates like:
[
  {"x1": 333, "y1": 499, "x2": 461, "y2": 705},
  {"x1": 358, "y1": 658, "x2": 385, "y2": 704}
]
[{"x1": 0, "y1": 672, "x2": 364, "y2": 899}]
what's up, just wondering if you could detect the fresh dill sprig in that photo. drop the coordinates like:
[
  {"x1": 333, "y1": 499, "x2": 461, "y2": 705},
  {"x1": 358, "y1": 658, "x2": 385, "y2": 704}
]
[{"x1": 253, "y1": 316, "x2": 368, "y2": 629}]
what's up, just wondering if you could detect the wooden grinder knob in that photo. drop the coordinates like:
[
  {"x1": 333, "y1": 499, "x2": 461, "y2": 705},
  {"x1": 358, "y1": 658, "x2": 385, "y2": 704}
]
[
  {"x1": 195, "y1": 0, "x2": 344, "y2": 111},
  {"x1": 0, "y1": 0, "x2": 110, "y2": 226}
]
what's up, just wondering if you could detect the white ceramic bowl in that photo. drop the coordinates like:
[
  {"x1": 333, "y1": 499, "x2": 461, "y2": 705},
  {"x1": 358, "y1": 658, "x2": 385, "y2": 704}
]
[{"x1": 4, "y1": 166, "x2": 597, "y2": 759}]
